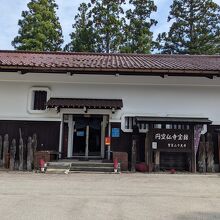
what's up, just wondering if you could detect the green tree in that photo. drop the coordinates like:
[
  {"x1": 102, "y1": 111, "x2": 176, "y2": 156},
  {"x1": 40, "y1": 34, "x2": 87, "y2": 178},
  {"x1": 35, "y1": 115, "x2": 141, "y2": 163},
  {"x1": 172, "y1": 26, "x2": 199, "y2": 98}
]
[
  {"x1": 121, "y1": 0, "x2": 157, "y2": 54},
  {"x1": 89, "y1": 0, "x2": 125, "y2": 53},
  {"x1": 12, "y1": 0, "x2": 63, "y2": 51},
  {"x1": 156, "y1": 0, "x2": 220, "y2": 54},
  {"x1": 64, "y1": 3, "x2": 96, "y2": 52}
]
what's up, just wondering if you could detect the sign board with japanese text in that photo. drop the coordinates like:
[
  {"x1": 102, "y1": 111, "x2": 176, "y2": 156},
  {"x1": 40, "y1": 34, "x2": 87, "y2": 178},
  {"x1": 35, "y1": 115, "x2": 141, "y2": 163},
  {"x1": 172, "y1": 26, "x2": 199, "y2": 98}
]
[{"x1": 152, "y1": 129, "x2": 192, "y2": 152}]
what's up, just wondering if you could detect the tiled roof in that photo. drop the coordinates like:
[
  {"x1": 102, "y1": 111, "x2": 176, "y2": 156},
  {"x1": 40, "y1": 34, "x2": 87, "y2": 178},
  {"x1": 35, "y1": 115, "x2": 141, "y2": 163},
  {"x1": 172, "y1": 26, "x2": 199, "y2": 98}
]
[
  {"x1": 0, "y1": 50, "x2": 220, "y2": 76},
  {"x1": 47, "y1": 98, "x2": 123, "y2": 110}
]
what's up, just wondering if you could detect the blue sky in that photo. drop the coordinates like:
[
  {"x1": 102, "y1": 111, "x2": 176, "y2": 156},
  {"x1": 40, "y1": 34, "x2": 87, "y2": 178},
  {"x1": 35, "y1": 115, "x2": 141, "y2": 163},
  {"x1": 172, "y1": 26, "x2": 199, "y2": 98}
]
[{"x1": 0, "y1": 0, "x2": 220, "y2": 50}]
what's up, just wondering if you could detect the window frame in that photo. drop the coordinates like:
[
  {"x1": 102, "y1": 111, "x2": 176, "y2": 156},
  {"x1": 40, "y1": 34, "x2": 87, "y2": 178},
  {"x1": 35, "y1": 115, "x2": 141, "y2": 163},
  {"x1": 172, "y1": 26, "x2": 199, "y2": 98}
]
[{"x1": 27, "y1": 87, "x2": 51, "y2": 114}]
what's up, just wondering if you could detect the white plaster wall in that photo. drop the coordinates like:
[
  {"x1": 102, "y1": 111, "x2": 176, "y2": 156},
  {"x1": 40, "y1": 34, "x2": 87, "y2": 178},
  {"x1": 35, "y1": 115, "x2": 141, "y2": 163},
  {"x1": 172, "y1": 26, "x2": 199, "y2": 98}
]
[{"x1": 0, "y1": 72, "x2": 220, "y2": 124}]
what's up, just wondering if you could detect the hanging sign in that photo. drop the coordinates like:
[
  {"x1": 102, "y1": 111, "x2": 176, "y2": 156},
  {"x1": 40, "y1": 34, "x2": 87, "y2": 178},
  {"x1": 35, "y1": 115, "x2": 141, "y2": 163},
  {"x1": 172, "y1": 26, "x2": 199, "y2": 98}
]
[{"x1": 105, "y1": 137, "x2": 111, "y2": 145}]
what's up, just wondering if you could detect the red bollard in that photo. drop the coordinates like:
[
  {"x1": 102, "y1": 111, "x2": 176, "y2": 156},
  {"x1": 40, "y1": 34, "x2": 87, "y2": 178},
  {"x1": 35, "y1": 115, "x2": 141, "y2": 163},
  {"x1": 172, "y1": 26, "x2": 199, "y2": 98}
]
[
  {"x1": 39, "y1": 159, "x2": 45, "y2": 172},
  {"x1": 114, "y1": 159, "x2": 118, "y2": 173}
]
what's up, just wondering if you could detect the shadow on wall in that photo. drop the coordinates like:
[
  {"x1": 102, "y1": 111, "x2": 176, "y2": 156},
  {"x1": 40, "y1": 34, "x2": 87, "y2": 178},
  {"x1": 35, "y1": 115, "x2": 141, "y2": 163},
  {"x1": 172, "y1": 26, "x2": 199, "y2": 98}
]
[{"x1": 176, "y1": 212, "x2": 220, "y2": 220}]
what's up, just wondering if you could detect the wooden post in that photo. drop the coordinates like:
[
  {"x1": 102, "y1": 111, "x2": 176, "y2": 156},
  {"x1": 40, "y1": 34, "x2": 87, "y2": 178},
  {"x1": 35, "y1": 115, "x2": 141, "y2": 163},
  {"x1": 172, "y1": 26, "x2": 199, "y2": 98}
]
[
  {"x1": 145, "y1": 132, "x2": 150, "y2": 166},
  {"x1": 218, "y1": 133, "x2": 220, "y2": 172},
  {"x1": 3, "y1": 134, "x2": 9, "y2": 168},
  {"x1": 206, "y1": 133, "x2": 214, "y2": 172},
  {"x1": 19, "y1": 136, "x2": 24, "y2": 171},
  {"x1": 148, "y1": 125, "x2": 153, "y2": 172},
  {"x1": 155, "y1": 150, "x2": 160, "y2": 172},
  {"x1": 191, "y1": 126, "x2": 196, "y2": 173},
  {"x1": 198, "y1": 135, "x2": 206, "y2": 173},
  {"x1": 27, "y1": 137, "x2": 33, "y2": 171},
  {"x1": 10, "y1": 139, "x2": 16, "y2": 171},
  {"x1": 131, "y1": 139, "x2": 136, "y2": 172},
  {"x1": 0, "y1": 135, "x2": 2, "y2": 166},
  {"x1": 32, "y1": 133, "x2": 37, "y2": 166}
]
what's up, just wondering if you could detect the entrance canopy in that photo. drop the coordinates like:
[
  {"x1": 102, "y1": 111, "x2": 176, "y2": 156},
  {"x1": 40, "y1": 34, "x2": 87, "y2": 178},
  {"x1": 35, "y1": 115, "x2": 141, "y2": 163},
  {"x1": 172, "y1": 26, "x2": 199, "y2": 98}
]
[
  {"x1": 136, "y1": 116, "x2": 212, "y2": 124},
  {"x1": 47, "y1": 98, "x2": 123, "y2": 111}
]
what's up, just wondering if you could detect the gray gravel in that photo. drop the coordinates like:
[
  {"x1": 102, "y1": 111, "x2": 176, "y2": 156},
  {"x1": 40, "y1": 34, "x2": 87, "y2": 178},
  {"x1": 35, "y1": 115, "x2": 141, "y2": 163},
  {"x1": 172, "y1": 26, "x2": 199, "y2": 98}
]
[{"x1": 0, "y1": 172, "x2": 219, "y2": 220}]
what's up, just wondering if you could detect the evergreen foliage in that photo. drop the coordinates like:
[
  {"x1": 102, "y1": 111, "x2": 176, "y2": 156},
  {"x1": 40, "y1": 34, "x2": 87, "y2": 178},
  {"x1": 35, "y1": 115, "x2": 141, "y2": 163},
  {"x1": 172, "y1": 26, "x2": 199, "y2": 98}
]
[
  {"x1": 64, "y1": 3, "x2": 96, "y2": 52},
  {"x1": 121, "y1": 0, "x2": 157, "y2": 54},
  {"x1": 88, "y1": 0, "x2": 125, "y2": 53},
  {"x1": 12, "y1": 0, "x2": 63, "y2": 51},
  {"x1": 156, "y1": 0, "x2": 220, "y2": 54}
]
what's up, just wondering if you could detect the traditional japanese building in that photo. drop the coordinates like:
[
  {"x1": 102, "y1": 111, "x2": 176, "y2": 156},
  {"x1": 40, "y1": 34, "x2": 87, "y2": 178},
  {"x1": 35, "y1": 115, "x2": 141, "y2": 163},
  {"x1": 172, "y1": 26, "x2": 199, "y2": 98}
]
[{"x1": 0, "y1": 50, "x2": 219, "y2": 172}]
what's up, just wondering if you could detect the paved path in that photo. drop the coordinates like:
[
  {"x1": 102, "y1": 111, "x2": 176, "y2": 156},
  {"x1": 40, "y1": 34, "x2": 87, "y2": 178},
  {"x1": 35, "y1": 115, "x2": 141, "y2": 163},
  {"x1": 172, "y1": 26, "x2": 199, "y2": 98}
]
[{"x1": 0, "y1": 172, "x2": 219, "y2": 220}]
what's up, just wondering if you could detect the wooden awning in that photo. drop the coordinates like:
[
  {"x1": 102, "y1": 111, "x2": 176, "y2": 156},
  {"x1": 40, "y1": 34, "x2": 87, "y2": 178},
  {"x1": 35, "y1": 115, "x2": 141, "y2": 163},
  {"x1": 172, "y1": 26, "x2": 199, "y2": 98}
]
[
  {"x1": 136, "y1": 116, "x2": 212, "y2": 124},
  {"x1": 47, "y1": 98, "x2": 123, "y2": 110}
]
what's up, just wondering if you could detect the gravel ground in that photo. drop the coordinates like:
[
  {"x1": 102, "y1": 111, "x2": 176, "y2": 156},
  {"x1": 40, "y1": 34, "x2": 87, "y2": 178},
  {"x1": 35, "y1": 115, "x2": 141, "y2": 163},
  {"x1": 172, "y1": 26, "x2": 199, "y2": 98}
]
[{"x1": 0, "y1": 172, "x2": 219, "y2": 220}]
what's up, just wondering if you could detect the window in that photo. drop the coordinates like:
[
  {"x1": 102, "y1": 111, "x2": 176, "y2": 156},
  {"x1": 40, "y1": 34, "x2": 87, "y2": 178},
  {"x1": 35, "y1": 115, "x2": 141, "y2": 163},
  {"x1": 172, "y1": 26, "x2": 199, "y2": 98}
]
[
  {"x1": 33, "y1": 91, "x2": 47, "y2": 110},
  {"x1": 28, "y1": 87, "x2": 50, "y2": 113},
  {"x1": 122, "y1": 116, "x2": 149, "y2": 133}
]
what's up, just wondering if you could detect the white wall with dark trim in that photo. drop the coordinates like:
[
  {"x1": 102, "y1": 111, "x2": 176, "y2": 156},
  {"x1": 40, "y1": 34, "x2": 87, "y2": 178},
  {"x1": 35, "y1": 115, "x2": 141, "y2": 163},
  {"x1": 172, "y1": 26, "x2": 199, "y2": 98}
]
[{"x1": 0, "y1": 71, "x2": 220, "y2": 124}]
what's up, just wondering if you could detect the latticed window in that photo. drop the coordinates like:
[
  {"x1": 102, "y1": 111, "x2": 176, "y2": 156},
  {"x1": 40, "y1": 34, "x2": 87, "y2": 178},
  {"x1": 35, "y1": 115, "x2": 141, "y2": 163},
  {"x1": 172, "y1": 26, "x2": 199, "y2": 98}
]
[
  {"x1": 33, "y1": 91, "x2": 47, "y2": 110},
  {"x1": 123, "y1": 116, "x2": 149, "y2": 133}
]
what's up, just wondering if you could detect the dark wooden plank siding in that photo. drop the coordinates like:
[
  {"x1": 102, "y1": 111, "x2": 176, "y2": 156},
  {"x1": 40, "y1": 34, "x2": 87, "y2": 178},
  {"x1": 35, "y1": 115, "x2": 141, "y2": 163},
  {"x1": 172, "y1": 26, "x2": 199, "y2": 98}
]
[{"x1": 0, "y1": 120, "x2": 60, "y2": 152}]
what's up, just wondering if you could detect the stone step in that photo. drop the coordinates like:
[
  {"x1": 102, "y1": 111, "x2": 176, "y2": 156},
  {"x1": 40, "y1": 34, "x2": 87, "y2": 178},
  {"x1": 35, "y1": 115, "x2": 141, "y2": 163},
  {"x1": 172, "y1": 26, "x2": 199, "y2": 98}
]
[
  {"x1": 46, "y1": 161, "x2": 118, "y2": 173},
  {"x1": 46, "y1": 168, "x2": 69, "y2": 174},
  {"x1": 70, "y1": 166, "x2": 114, "y2": 172},
  {"x1": 71, "y1": 162, "x2": 114, "y2": 168}
]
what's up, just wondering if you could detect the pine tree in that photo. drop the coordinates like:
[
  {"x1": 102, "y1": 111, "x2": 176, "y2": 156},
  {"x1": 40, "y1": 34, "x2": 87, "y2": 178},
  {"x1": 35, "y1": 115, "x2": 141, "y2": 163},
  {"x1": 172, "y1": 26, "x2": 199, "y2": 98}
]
[
  {"x1": 64, "y1": 3, "x2": 96, "y2": 52},
  {"x1": 12, "y1": 0, "x2": 63, "y2": 51},
  {"x1": 121, "y1": 0, "x2": 157, "y2": 54},
  {"x1": 89, "y1": 0, "x2": 125, "y2": 53},
  {"x1": 156, "y1": 0, "x2": 220, "y2": 54}
]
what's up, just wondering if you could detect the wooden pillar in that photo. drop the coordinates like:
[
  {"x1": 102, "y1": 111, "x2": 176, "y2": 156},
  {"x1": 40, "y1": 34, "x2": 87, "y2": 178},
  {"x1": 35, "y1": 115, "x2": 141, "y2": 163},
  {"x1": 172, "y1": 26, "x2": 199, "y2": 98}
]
[
  {"x1": 198, "y1": 135, "x2": 206, "y2": 173},
  {"x1": 67, "y1": 115, "x2": 73, "y2": 158},
  {"x1": 3, "y1": 134, "x2": 9, "y2": 169},
  {"x1": 58, "y1": 117, "x2": 64, "y2": 159},
  {"x1": 155, "y1": 150, "x2": 160, "y2": 172},
  {"x1": 218, "y1": 133, "x2": 220, "y2": 171},
  {"x1": 107, "y1": 122, "x2": 111, "y2": 160},
  {"x1": 85, "y1": 125, "x2": 89, "y2": 158},
  {"x1": 131, "y1": 139, "x2": 136, "y2": 172},
  {"x1": 206, "y1": 133, "x2": 214, "y2": 172},
  {"x1": 191, "y1": 126, "x2": 196, "y2": 173},
  {"x1": 27, "y1": 137, "x2": 33, "y2": 171},
  {"x1": 148, "y1": 125, "x2": 153, "y2": 172},
  {"x1": 101, "y1": 116, "x2": 107, "y2": 159},
  {"x1": 19, "y1": 136, "x2": 24, "y2": 171},
  {"x1": 145, "y1": 131, "x2": 152, "y2": 172},
  {"x1": 10, "y1": 139, "x2": 16, "y2": 171},
  {"x1": 0, "y1": 135, "x2": 2, "y2": 166},
  {"x1": 145, "y1": 132, "x2": 149, "y2": 165}
]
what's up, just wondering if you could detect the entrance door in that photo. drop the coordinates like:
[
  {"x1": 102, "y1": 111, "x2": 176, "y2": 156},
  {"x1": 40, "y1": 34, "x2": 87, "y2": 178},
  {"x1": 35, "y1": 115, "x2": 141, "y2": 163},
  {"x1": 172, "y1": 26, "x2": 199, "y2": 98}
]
[
  {"x1": 73, "y1": 127, "x2": 86, "y2": 156},
  {"x1": 88, "y1": 122, "x2": 101, "y2": 156},
  {"x1": 72, "y1": 116, "x2": 102, "y2": 158}
]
